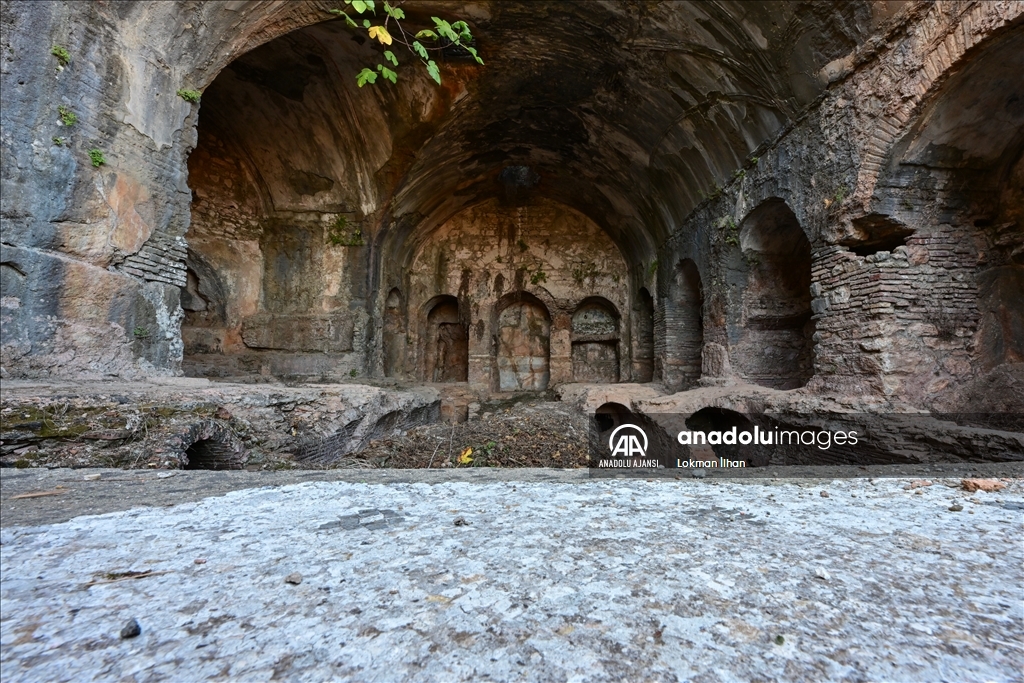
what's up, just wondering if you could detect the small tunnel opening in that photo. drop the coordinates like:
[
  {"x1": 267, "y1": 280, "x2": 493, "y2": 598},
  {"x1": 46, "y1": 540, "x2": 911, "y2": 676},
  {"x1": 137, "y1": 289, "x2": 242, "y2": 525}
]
[
  {"x1": 594, "y1": 401, "x2": 633, "y2": 433},
  {"x1": 841, "y1": 215, "x2": 914, "y2": 256},
  {"x1": 685, "y1": 407, "x2": 767, "y2": 466},
  {"x1": 184, "y1": 437, "x2": 242, "y2": 470}
]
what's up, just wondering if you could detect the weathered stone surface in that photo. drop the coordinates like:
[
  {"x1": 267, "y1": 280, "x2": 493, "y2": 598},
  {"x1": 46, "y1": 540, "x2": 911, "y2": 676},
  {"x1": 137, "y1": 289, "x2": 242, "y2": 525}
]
[
  {"x1": 0, "y1": 379, "x2": 440, "y2": 469},
  {"x1": 1, "y1": 475, "x2": 1021, "y2": 681},
  {"x1": 1, "y1": 1, "x2": 1022, "y2": 430}
]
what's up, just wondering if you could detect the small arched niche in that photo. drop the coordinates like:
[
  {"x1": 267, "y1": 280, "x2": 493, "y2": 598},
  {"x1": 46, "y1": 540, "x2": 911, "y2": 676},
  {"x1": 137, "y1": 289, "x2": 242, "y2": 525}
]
[
  {"x1": 734, "y1": 199, "x2": 814, "y2": 389},
  {"x1": 633, "y1": 288, "x2": 655, "y2": 383},
  {"x1": 665, "y1": 259, "x2": 704, "y2": 390},
  {"x1": 424, "y1": 295, "x2": 468, "y2": 383},
  {"x1": 495, "y1": 292, "x2": 551, "y2": 392},
  {"x1": 571, "y1": 298, "x2": 620, "y2": 383},
  {"x1": 382, "y1": 287, "x2": 406, "y2": 378}
]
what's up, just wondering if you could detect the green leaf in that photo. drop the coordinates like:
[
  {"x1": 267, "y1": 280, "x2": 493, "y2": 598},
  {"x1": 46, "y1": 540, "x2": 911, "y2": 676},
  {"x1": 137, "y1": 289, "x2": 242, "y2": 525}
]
[
  {"x1": 365, "y1": 0, "x2": 375, "y2": 12},
  {"x1": 329, "y1": 9, "x2": 359, "y2": 27},
  {"x1": 351, "y1": 0, "x2": 367, "y2": 13},
  {"x1": 383, "y1": 2, "x2": 404, "y2": 19},
  {"x1": 451, "y1": 21, "x2": 472, "y2": 40},
  {"x1": 384, "y1": 50, "x2": 398, "y2": 66},
  {"x1": 426, "y1": 60, "x2": 440, "y2": 85},
  {"x1": 466, "y1": 45, "x2": 484, "y2": 65},
  {"x1": 380, "y1": 65, "x2": 397, "y2": 83},
  {"x1": 356, "y1": 67, "x2": 378, "y2": 86},
  {"x1": 431, "y1": 17, "x2": 458, "y2": 43},
  {"x1": 412, "y1": 41, "x2": 429, "y2": 60},
  {"x1": 415, "y1": 29, "x2": 438, "y2": 40}
]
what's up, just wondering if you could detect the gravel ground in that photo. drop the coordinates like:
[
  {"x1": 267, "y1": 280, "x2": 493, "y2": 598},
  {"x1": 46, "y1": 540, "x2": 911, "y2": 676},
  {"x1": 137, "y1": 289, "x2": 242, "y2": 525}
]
[
  {"x1": 1, "y1": 475, "x2": 1022, "y2": 682},
  {"x1": 353, "y1": 401, "x2": 591, "y2": 469}
]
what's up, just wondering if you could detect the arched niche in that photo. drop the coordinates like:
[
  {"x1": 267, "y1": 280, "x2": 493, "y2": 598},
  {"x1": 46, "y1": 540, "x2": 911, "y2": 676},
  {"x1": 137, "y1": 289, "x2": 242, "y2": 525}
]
[
  {"x1": 423, "y1": 295, "x2": 468, "y2": 383},
  {"x1": 733, "y1": 199, "x2": 814, "y2": 389},
  {"x1": 664, "y1": 259, "x2": 704, "y2": 390},
  {"x1": 382, "y1": 287, "x2": 406, "y2": 378},
  {"x1": 633, "y1": 288, "x2": 655, "y2": 383},
  {"x1": 495, "y1": 292, "x2": 551, "y2": 392},
  {"x1": 571, "y1": 297, "x2": 620, "y2": 383},
  {"x1": 884, "y1": 28, "x2": 1024, "y2": 411}
]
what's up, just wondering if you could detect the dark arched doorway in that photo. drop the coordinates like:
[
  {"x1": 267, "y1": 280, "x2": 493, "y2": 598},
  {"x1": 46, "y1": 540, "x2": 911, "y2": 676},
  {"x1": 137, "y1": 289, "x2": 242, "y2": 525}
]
[
  {"x1": 734, "y1": 199, "x2": 814, "y2": 389},
  {"x1": 424, "y1": 296, "x2": 468, "y2": 383}
]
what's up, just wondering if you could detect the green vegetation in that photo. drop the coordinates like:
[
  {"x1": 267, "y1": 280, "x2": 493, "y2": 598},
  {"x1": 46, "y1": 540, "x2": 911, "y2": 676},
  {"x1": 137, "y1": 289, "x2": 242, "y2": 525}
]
[
  {"x1": 529, "y1": 269, "x2": 547, "y2": 286},
  {"x1": 52, "y1": 136, "x2": 66, "y2": 147},
  {"x1": 720, "y1": 216, "x2": 740, "y2": 247},
  {"x1": 51, "y1": 45, "x2": 70, "y2": 67},
  {"x1": 328, "y1": 0, "x2": 483, "y2": 87},
  {"x1": 699, "y1": 180, "x2": 725, "y2": 203},
  {"x1": 327, "y1": 215, "x2": 365, "y2": 246},
  {"x1": 176, "y1": 89, "x2": 201, "y2": 103},
  {"x1": 833, "y1": 185, "x2": 848, "y2": 204},
  {"x1": 349, "y1": 368, "x2": 358, "y2": 377},
  {"x1": 88, "y1": 149, "x2": 106, "y2": 167},
  {"x1": 571, "y1": 261, "x2": 600, "y2": 286},
  {"x1": 647, "y1": 260, "x2": 659, "y2": 277},
  {"x1": 57, "y1": 105, "x2": 77, "y2": 126},
  {"x1": 133, "y1": 326, "x2": 149, "y2": 338}
]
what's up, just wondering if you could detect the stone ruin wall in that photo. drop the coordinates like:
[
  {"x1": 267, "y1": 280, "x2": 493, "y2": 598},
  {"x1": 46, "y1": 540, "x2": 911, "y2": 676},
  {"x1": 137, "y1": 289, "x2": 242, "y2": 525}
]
[
  {"x1": 1, "y1": 1, "x2": 1022, "y2": 417},
  {"x1": 396, "y1": 198, "x2": 633, "y2": 391}
]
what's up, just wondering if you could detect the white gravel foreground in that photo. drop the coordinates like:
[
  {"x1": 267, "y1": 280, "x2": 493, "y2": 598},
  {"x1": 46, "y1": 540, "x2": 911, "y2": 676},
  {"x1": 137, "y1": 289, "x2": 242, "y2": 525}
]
[{"x1": 1, "y1": 478, "x2": 1022, "y2": 682}]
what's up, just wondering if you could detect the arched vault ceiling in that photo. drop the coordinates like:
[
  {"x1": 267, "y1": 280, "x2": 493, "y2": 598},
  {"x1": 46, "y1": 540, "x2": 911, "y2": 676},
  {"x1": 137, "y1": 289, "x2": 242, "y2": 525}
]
[{"x1": 195, "y1": 0, "x2": 907, "y2": 265}]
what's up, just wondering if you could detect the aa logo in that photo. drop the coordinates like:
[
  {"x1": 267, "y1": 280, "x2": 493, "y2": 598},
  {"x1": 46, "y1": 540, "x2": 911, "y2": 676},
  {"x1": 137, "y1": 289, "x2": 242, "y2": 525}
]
[{"x1": 608, "y1": 424, "x2": 648, "y2": 458}]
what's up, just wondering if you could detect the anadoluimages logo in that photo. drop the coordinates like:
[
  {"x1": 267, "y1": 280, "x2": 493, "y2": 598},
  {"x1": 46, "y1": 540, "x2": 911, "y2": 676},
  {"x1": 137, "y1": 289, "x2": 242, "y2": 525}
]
[{"x1": 608, "y1": 424, "x2": 648, "y2": 458}]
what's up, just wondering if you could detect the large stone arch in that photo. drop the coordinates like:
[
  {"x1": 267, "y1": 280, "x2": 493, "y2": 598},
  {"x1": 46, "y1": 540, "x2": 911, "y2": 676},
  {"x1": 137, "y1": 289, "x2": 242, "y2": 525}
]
[
  {"x1": 3, "y1": 0, "x2": 1018, "y2": 382},
  {"x1": 850, "y1": 4, "x2": 1024, "y2": 210}
]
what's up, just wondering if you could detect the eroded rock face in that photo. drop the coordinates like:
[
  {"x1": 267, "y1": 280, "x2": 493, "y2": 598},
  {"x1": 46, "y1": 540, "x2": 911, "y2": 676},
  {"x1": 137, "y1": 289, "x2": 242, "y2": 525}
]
[{"x1": 1, "y1": 1, "x2": 1022, "y2": 419}]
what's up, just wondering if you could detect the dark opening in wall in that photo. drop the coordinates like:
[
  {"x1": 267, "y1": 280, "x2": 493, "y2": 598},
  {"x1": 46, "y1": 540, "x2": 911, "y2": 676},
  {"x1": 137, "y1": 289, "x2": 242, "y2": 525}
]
[
  {"x1": 734, "y1": 199, "x2": 815, "y2": 390},
  {"x1": 664, "y1": 259, "x2": 704, "y2": 391},
  {"x1": 594, "y1": 402, "x2": 633, "y2": 433},
  {"x1": 383, "y1": 288, "x2": 406, "y2": 378},
  {"x1": 425, "y1": 296, "x2": 468, "y2": 382},
  {"x1": 184, "y1": 437, "x2": 242, "y2": 470},
  {"x1": 841, "y1": 214, "x2": 914, "y2": 256},
  {"x1": 634, "y1": 288, "x2": 655, "y2": 382}
]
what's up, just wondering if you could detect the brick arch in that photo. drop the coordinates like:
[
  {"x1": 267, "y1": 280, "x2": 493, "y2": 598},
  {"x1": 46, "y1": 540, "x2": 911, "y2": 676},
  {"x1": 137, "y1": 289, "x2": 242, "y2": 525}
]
[{"x1": 849, "y1": 2, "x2": 1024, "y2": 209}]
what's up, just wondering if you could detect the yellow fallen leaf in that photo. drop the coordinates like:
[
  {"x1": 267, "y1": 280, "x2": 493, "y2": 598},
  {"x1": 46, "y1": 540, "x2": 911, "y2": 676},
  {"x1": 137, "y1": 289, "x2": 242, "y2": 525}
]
[
  {"x1": 458, "y1": 447, "x2": 473, "y2": 464},
  {"x1": 368, "y1": 25, "x2": 393, "y2": 45}
]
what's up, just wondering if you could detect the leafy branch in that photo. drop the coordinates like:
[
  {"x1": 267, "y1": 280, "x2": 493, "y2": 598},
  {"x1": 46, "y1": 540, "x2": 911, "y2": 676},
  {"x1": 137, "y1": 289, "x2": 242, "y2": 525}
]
[{"x1": 328, "y1": 0, "x2": 483, "y2": 87}]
